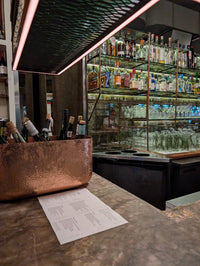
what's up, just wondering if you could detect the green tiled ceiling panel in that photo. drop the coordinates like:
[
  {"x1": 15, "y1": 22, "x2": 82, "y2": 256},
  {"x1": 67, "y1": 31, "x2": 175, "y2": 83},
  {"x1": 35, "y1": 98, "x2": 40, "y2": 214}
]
[{"x1": 16, "y1": 0, "x2": 150, "y2": 74}]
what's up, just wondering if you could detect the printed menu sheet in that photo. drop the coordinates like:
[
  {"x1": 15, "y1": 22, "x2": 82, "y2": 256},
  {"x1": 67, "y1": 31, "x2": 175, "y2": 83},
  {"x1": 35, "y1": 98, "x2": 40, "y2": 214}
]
[{"x1": 38, "y1": 188, "x2": 128, "y2": 245}]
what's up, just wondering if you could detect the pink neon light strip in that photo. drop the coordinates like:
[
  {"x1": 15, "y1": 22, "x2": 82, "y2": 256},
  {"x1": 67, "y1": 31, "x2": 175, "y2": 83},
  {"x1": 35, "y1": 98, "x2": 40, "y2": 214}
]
[
  {"x1": 58, "y1": 0, "x2": 160, "y2": 75},
  {"x1": 13, "y1": 0, "x2": 40, "y2": 70},
  {"x1": 192, "y1": 0, "x2": 200, "y2": 3}
]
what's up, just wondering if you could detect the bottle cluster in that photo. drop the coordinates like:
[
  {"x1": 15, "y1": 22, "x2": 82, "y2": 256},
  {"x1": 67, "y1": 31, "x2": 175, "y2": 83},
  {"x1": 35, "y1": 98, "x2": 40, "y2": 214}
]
[
  {"x1": 89, "y1": 31, "x2": 200, "y2": 70},
  {"x1": 88, "y1": 65, "x2": 200, "y2": 94},
  {"x1": 0, "y1": 111, "x2": 86, "y2": 145}
]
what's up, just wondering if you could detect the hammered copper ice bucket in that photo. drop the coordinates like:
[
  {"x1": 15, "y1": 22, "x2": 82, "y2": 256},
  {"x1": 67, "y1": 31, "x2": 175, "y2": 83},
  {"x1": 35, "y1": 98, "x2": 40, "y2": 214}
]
[{"x1": 0, "y1": 137, "x2": 92, "y2": 201}]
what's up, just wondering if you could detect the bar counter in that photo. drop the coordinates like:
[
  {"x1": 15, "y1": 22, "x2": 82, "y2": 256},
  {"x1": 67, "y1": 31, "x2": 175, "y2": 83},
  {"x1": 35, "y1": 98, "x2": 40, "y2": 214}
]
[{"x1": 0, "y1": 172, "x2": 200, "y2": 265}]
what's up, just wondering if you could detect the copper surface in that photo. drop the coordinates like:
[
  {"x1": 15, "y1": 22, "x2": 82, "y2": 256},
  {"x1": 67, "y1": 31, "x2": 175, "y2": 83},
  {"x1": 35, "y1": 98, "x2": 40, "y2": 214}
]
[{"x1": 0, "y1": 137, "x2": 92, "y2": 201}]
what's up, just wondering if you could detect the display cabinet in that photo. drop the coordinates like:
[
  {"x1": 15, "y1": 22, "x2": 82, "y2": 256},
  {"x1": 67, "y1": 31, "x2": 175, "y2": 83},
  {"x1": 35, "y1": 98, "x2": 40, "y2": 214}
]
[{"x1": 87, "y1": 28, "x2": 200, "y2": 157}]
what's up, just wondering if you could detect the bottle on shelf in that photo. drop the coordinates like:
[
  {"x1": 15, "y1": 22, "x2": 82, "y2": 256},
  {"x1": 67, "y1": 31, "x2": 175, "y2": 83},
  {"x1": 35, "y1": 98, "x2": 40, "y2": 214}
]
[
  {"x1": 6, "y1": 121, "x2": 26, "y2": 143},
  {"x1": 123, "y1": 68, "x2": 130, "y2": 88},
  {"x1": 181, "y1": 45, "x2": 188, "y2": 68},
  {"x1": 167, "y1": 75, "x2": 174, "y2": 92},
  {"x1": 77, "y1": 120, "x2": 86, "y2": 138},
  {"x1": 159, "y1": 74, "x2": 167, "y2": 91},
  {"x1": 75, "y1": 115, "x2": 83, "y2": 137},
  {"x1": 129, "y1": 36, "x2": 136, "y2": 59},
  {"x1": 66, "y1": 116, "x2": 75, "y2": 139},
  {"x1": 0, "y1": 51, "x2": 7, "y2": 77},
  {"x1": 129, "y1": 69, "x2": 139, "y2": 90},
  {"x1": 59, "y1": 109, "x2": 69, "y2": 140},
  {"x1": 24, "y1": 117, "x2": 47, "y2": 142},
  {"x1": 140, "y1": 69, "x2": 147, "y2": 91},
  {"x1": 117, "y1": 31, "x2": 125, "y2": 57},
  {"x1": 108, "y1": 36, "x2": 116, "y2": 56},
  {"x1": 168, "y1": 37, "x2": 173, "y2": 65},
  {"x1": 164, "y1": 43, "x2": 169, "y2": 65},
  {"x1": 155, "y1": 35, "x2": 160, "y2": 63},
  {"x1": 101, "y1": 41, "x2": 107, "y2": 55},
  {"x1": 150, "y1": 73, "x2": 156, "y2": 91},
  {"x1": 159, "y1": 36, "x2": 165, "y2": 64},
  {"x1": 136, "y1": 39, "x2": 146, "y2": 60},
  {"x1": 185, "y1": 76, "x2": 192, "y2": 94},
  {"x1": 109, "y1": 69, "x2": 115, "y2": 88},
  {"x1": 178, "y1": 74, "x2": 185, "y2": 93},
  {"x1": 124, "y1": 33, "x2": 130, "y2": 58},
  {"x1": 88, "y1": 66, "x2": 98, "y2": 91},
  {"x1": 149, "y1": 34, "x2": 155, "y2": 62},
  {"x1": 114, "y1": 61, "x2": 121, "y2": 88}
]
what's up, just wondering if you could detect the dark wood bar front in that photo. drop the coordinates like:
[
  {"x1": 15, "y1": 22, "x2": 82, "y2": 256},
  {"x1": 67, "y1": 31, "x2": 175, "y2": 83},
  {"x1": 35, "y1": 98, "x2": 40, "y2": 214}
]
[{"x1": 0, "y1": 173, "x2": 200, "y2": 265}]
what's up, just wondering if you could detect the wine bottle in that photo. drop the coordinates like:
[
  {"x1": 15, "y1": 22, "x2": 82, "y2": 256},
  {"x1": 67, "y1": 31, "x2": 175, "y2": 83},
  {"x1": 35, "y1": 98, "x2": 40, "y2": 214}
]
[
  {"x1": 59, "y1": 109, "x2": 69, "y2": 140},
  {"x1": 75, "y1": 115, "x2": 83, "y2": 137},
  {"x1": 0, "y1": 120, "x2": 8, "y2": 144},
  {"x1": 66, "y1": 116, "x2": 75, "y2": 139},
  {"x1": 42, "y1": 114, "x2": 51, "y2": 141},
  {"x1": 0, "y1": 51, "x2": 7, "y2": 77},
  {"x1": 77, "y1": 120, "x2": 86, "y2": 138},
  {"x1": 6, "y1": 121, "x2": 26, "y2": 143},
  {"x1": 24, "y1": 117, "x2": 47, "y2": 142}
]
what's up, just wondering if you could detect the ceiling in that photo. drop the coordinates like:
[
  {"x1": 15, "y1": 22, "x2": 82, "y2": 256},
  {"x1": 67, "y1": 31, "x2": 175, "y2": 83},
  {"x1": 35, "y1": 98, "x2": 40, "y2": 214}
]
[
  {"x1": 11, "y1": 0, "x2": 200, "y2": 74},
  {"x1": 12, "y1": 0, "x2": 152, "y2": 74}
]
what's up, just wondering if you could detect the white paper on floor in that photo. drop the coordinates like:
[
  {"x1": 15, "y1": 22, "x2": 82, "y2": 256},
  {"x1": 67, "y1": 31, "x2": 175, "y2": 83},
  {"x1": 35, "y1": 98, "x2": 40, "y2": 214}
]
[{"x1": 38, "y1": 188, "x2": 128, "y2": 245}]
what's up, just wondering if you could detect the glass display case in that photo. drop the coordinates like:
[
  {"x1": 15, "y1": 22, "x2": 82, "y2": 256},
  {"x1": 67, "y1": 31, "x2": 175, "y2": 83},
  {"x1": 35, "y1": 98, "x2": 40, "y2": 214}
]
[{"x1": 87, "y1": 28, "x2": 200, "y2": 156}]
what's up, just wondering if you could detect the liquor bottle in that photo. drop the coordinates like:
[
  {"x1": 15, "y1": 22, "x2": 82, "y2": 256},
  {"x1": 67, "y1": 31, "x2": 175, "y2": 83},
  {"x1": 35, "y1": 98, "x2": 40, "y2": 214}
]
[
  {"x1": 114, "y1": 61, "x2": 121, "y2": 88},
  {"x1": 167, "y1": 75, "x2": 174, "y2": 92},
  {"x1": 0, "y1": 51, "x2": 7, "y2": 77},
  {"x1": 168, "y1": 37, "x2": 173, "y2": 65},
  {"x1": 185, "y1": 76, "x2": 192, "y2": 94},
  {"x1": 173, "y1": 42, "x2": 178, "y2": 66},
  {"x1": 150, "y1": 74, "x2": 156, "y2": 92},
  {"x1": 187, "y1": 45, "x2": 193, "y2": 69},
  {"x1": 178, "y1": 44, "x2": 183, "y2": 68},
  {"x1": 59, "y1": 109, "x2": 69, "y2": 140},
  {"x1": 66, "y1": 116, "x2": 75, "y2": 139},
  {"x1": 117, "y1": 31, "x2": 125, "y2": 57},
  {"x1": 182, "y1": 45, "x2": 187, "y2": 68},
  {"x1": 164, "y1": 43, "x2": 169, "y2": 65},
  {"x1": 75, "y1": 115, "x2": 83, "y2": 137},
  {"x1": 101, "y1": 41, "x2": 107, "y2": 55},
  {"x1": 42, "y1": 114, "x2": 52, "y2": 141},
  {"x1": 77, "y1": 120, "x2": 86, "y2": 138},
  {"x1": 136, "y1": 39, "x2": 146, "y2": 60},
  {"x1": 24, "y1": 117, "x2": 47, "y2": 141},
  {"x1": 194, "y1": 78, "x2": 200, "y2": 95},
  {"x1": 159, "y1": 74, "x2": 167, "y2": 91},
  {"x1": 109, "y1": 69, "x2": 115, "y2": 88},
  {"x1": 124, "y1": 33, "x2": 130, "y2": 58},
  {"x1": 129, "y1": 36, "x2": 136, "y2": 59},
  {"x1": 0, "y1": 120, "x2": 8, "y2": 144},
  {"x1": 155, "y1": 35, "x2": 160, "y2": 63},
  {"x1": 149, "y1": 34, "x2": 155, "y2": 62},
  {"x1": 129, "y1": 69, "x2": 139, "y2": 90},
  {"x1": 88, "y1": 66, "x2": 98, "y2": 91},
  {"x1": 21, "y1": 121, "x2": 29, "y2": 142},
  {"x1": 140, "y1": 69, "x2": 147, "y2": 91},
  {"x1": 159, "y1": 36, "x2": 165, "y2": 64},
  {"x1": 6, "y1": 121, "x2": 26, "y2": 143},
  {"x1": 108, "y1": 36, "x2": 116, "y2": 56},
  {"x1": 123, "y1": 68, "x2": 130, "y2": 88}
]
